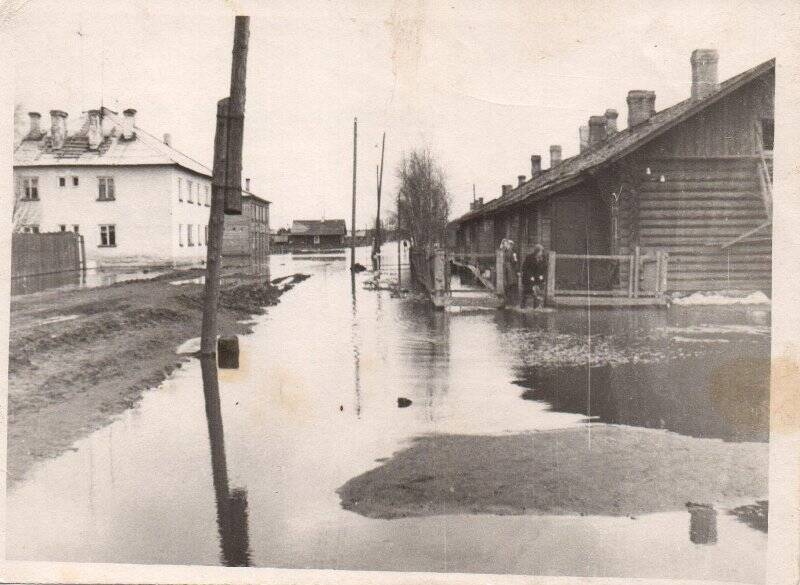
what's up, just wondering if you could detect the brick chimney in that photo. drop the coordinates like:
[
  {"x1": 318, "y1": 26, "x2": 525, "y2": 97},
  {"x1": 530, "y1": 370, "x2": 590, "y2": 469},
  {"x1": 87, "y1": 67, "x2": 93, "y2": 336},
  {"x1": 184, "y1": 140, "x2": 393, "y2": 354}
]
[
  {"x1": 627, "y1": 90, "x2": 656, "y2": 127},
  {"x1": 691, "y1": 49, "x2": 719, "y2": 100},
  {"x1": 517, "y1": 174, "x2": 526, "y2": 186},
  {"x1": 121, "y1": 108, "x2": 137, "y2": 140},
  {"x1": 87, "y1": 109, "x2": 102, "y2": 149},
  {"x1": 550, "y1": 144, "x2": 562, "y2": 167},
  {"x1": 531, "y1": 154, "x2": 542, "y2": 176},
  {"x1": 579, "y1": 125, "x2": 589, "y2": 153},
  {"x1": 245, "y1": 177, "x2": 251, "y2": 192},
  {"x1": 502, "y1": 184, "x2": 512, "y2": 196},
  {"x1": 163, "y1": 133, "x2": 172, "y2": 147},
  {"x1": 27, "y1": 112, "x2": 42, "y2": 139},
  {"x1": 588, "y1": 115, "x2": 608, "y2": 147},
  {"x1": 49, "y1": 110, "x2": 68, "y2": 149},
  {"x1": 605, "y1": 108, "x2": 619, "y2": 135}
]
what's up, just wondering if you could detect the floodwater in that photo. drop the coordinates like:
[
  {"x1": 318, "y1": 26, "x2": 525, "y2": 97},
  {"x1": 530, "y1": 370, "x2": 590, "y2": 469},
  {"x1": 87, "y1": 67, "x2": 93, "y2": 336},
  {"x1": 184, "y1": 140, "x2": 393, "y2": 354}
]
[
  {"x1": 7, "y1": 244, "x2": 769, "y2": 582},
  {"x1": 11, "y1": 267, "x2": 167, "y2": 296}
]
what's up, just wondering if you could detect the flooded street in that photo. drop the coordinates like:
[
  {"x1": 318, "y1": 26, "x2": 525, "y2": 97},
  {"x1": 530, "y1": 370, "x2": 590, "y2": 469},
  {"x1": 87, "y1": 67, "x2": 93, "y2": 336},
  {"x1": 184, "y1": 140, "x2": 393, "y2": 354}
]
[{"x1": 7, "y1": 246, "x2": 769, "y2": 582}]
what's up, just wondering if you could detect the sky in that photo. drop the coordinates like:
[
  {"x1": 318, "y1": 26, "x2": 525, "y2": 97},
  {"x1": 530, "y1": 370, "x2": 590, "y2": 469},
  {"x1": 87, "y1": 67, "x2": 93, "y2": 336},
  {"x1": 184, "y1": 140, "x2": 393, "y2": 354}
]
[{"x1": 8, "y1": 0, "x2": 794, "y2": 229}]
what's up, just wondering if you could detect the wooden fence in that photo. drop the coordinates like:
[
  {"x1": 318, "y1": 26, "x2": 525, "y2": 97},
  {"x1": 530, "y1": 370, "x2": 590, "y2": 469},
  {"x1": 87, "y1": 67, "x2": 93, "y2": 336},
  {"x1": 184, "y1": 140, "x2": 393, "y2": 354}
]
[{"x1": 11, "y1": 232, "x2": 84, "y2": 278}]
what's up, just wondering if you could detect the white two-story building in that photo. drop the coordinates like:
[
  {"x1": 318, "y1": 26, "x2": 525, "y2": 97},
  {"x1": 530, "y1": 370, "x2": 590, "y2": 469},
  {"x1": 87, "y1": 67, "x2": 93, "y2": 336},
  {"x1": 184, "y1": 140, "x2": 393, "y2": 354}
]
[{"x1": 13, "y1": 107, "x2": 219, "y2": 268}]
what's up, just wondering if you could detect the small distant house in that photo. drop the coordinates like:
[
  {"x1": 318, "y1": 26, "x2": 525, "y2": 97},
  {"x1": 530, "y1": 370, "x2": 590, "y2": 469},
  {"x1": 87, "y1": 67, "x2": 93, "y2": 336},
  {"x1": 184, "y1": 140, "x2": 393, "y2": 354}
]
[
  {"x1": 222, "y1": 179, "x2": 270, "y2": 267},
  {"x1": 289, "y1": 219, "x2": 347, "y2": 249}
]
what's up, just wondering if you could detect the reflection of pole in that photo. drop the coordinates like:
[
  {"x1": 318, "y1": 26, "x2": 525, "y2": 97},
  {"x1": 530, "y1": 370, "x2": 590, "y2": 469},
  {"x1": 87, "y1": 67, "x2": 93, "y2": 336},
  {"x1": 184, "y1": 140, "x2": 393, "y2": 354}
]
[
  {"x1": 350, "y1": 117, "x2": 357, "y2": 270},
  {"x1": 200, "y1": 356, "x2": 251, "y2": 566},
  {"x1": 396, "y1": 191, "x2": 402, "y2": 291},
  {"x1": 687, "y1": 503, "x2": 718, "y2": 545}
]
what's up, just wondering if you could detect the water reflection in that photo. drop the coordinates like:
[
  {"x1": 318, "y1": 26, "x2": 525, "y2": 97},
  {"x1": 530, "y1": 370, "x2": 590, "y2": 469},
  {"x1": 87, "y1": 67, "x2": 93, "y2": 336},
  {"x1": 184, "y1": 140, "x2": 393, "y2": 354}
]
[
  {"x1": 199, "y1": 355, "x2": 251, "y2": 567},
  {"x1": 515, "y1": 356, "x2": 769, "y2": 442},
  {"x1": 687, "y1": 503, "x2": 718, "y2": 545}
]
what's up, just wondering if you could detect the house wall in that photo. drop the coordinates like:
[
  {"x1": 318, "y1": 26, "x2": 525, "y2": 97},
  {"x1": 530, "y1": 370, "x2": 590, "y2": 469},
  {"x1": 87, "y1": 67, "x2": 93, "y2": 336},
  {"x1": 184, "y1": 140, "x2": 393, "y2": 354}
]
[
  {"x1": 288, "y1": 234, "x2": 345, "y2": 249},
  {"x1": 169, "y1": 168, "x2": 212, "y2": 266},
  {"x1": 14, "y1": 165, "x2": 176, "y2": 267},
  {"x1": 223, "y1": 197, "x2": 270, "y2": 266}
]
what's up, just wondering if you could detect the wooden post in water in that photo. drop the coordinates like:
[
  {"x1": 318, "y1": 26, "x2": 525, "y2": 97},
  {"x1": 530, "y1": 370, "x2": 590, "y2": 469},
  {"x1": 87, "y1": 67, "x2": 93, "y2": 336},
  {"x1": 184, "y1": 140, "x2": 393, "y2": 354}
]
[
  {"x1": 350, "y1": 117, "x2": 357, "y2": 270},
  {"x1": 396, "y1": 191, "x2": 402, "y2": 291},
  {"x1": 201, "y1": 15, "x2": 250, "y2": 355},
  {"x1": 546, "y1": 251, "x2": 557, "y2": 305}
]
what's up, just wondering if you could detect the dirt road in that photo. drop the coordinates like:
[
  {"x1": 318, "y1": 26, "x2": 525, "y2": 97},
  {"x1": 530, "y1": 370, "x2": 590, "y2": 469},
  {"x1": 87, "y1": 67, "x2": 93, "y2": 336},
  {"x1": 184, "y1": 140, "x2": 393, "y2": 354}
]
[{"x1": 8, "y1": 270, "x2": 308, "y2": 485}]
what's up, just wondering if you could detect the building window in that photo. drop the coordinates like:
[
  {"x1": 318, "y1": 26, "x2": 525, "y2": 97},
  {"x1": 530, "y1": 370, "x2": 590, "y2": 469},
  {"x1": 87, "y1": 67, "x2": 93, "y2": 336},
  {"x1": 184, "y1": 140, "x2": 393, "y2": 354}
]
[
  {"x1": 22, "y1": 177, "x2": 39, "y2": 201},
  {"x1": 72, "y1": 176, "x2": 79, "y2": 186},
  {"x1": 73, "y1": 224, "x2": 80, "y2": 233},
  {"x1": 205, "y1": 185, "x2": 210, "y2": 206},
  {"x1": 313, "y1": 235, "x2": 320, "y2": 244},
  {"x1": 21, "y1": 225, "x2": 39, "y2": 233},
  {"x1": 99, "y1": 224, "x2": 116, "y2": 247},
  {"x1": 187, "y1": 180, "x2": 193, "y2": 203},
  {"x1": 59, "y1": 177, "x2": 66, "y2": 187},
  {"x1": 187, "y1": 224, "x2": 194, "y2": 246},
  {"x1": 178, "y1": 224, "x2": 184, "y2": 246},
  {"x1": 178, "y1": 178, "x2": 183, "y2": 201},
  {"x1": 205, "y1": 224, "x2": 209, "y2": 244},
  {"x1": 98, "y1": 177, "x2": 115, "y2": 201},
  {"x1": 196, "y1": 183, "x2": 201, "y2": 205},
  {"x1": 59, "y1": 224, "x2": 66, "y2": 232},
  {"x1": 761, "y1": 118, "x2": 774, "y2": 151}
]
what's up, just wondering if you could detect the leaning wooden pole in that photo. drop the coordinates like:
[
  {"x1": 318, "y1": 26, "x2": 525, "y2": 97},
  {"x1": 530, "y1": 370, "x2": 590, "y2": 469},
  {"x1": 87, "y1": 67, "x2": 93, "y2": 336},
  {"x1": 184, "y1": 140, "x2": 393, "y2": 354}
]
[
  {"x1": 201, "y1": 16, "x2": 249, "y2": 355},
  {"x1": 372, "y1": 132, "x2": 386, "y2": 270},
  {"x1": 350, "y1": 117, "x2": 357, "y2": 270}
]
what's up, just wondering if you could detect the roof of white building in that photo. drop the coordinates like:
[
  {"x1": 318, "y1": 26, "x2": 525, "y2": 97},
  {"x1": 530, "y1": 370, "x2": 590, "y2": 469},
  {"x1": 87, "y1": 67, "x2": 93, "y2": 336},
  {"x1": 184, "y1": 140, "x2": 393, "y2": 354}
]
[{"x1": 13, "y1": 107, "x2": 212, "y2": 177}]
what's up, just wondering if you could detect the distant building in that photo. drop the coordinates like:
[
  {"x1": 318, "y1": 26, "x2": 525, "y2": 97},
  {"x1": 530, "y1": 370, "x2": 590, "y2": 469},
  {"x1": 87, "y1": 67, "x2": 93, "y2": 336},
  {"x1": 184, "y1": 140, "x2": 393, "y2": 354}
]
[
  {"x1": 222, "y1": 178, "x2": 270, "y2": 267},
  {"x1": 289, "y1": 219, "x2": 347, "y2": 249}
]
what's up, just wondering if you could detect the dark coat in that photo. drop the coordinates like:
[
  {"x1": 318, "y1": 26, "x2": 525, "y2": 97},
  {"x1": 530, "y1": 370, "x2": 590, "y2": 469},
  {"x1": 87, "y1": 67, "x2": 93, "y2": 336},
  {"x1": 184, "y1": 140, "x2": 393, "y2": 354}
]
[{"x1": 522, "y1": 253, "x2": 547, "y2": 290}]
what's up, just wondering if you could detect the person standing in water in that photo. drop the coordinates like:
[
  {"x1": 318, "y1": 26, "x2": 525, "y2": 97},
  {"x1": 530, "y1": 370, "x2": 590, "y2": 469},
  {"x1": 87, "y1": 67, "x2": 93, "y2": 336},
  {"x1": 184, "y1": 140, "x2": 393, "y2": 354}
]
[
  {"x1": 500, "y1": 239, "x2": 519, "y2": 298},
  {"x1": 521, "y1": 244, "x2": 548, "y2": 308}
]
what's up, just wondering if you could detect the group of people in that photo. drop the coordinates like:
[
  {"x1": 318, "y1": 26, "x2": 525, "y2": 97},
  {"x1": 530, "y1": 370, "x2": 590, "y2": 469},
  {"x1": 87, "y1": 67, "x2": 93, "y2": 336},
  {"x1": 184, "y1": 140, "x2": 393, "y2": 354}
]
[{"x1": 499, "y1": 239, "x2": 548, "y2": 308}]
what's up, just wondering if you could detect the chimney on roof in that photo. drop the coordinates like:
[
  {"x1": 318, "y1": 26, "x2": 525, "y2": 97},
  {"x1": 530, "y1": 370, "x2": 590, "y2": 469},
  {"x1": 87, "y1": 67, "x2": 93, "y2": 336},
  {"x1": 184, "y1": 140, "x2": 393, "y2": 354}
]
[
  {"x1": 627, "y1": 90, "x2": 656, "y2": 127},
  {"x1": 245, "y1": 177, "x2": 251, "y2": 192},
  {"x1": 550, "y1": 144, "x2": 562, "y2": 167},
  {"x1": 49, "y1": 110, "x2": 68, "y2": 149},
  {"x1": 87, "y1": 109, "x2": 102, "y2": 149},
  {"x1": 502, "y1": 184, "x2": 512, "y2": 196},
  {"x1": 579, "y1": 125, "x2": 589, "y2": 153},
  {"x1": 605, "y1": 108, "x2": 619, "y2": 135},
  {"x1": 121, "y1": 108, "x2": 137, "y2": 140},
  {"x1": 588, "y1": 115, "x2": 608, "y2": 147},
  {"x1": 517, "y1": 174, "x2": 526, "y2": 186},
  {"x1": 530, "y1": 154, "x2": 542, "y2": 176},
  {"x1": 163, "y1": 133, "x2": 171, "y2": 147},
  {"x1": 27, "y1": 112, "x2": 42, "y2": 138},
  {"x1": 691, "y1": 49, "x2": 719, "y2": 100}
]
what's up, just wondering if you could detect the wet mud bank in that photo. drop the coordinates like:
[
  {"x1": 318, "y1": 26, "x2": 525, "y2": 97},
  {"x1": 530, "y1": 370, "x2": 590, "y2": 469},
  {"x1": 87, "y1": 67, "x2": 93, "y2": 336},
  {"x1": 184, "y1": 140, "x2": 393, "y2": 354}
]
[
  {"x1": 7, "y1": 271, "x2": 309, "y2": 485},
  {"x1": 337, "y1": 425, "x2": 768, "y2": 519}
]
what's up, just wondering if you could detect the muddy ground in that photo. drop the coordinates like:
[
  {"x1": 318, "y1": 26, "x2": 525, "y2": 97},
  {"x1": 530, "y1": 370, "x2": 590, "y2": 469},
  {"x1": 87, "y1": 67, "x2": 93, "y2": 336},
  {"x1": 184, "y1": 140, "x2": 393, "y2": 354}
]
[
  {"x1": 338, "y1": 425, "x2": 768, "y2": 519},
  {"x1": 7, "y1": 270, "x2": 308, "y2": 485}
]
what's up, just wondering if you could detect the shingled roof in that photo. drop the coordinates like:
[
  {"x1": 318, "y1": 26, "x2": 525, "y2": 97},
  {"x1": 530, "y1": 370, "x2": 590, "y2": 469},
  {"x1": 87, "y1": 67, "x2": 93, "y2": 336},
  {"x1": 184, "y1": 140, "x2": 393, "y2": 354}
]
[
  {"x1": 13, "y1": 107, "x2": 211, "y2": 177},
  {"x1": 452, "y1": 57, "x2": 775, "y2": 225},
  {"x1": 291, "y1": 219, "x2": 347, "y2": 236}
]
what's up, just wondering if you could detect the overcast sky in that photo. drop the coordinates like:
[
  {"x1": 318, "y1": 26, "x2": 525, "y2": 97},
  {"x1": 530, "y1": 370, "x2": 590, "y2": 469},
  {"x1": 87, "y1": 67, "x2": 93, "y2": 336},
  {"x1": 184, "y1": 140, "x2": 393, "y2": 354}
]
[{"x1": 9, "y1": 0, "x2": 792, "y2": 229}]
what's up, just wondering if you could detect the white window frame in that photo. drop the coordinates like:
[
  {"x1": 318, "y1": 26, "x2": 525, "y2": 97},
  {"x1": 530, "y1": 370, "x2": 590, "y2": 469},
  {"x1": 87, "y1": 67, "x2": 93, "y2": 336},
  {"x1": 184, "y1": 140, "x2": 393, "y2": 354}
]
[
  {"x1": 98, "y1": 177, "x2": 115, "y2": 201},
  {"x1": 187, "y1": 224, "x2": 194, "y2": 246},
  {"x1": 178, "y1": 224, "x2": 184, "y2": 247},
  {"x1": 187, "y1": 180, "x2": 194, "y2": 203},
  {"x1": 22, "y1": 176, "x2": 39, "y2": 201},
  {"x1": 178, "y1": 178, "x2": 183, "y2": 202},
  {"x1": 99, "y1": 224, "x2": 116, "y2": 247}
]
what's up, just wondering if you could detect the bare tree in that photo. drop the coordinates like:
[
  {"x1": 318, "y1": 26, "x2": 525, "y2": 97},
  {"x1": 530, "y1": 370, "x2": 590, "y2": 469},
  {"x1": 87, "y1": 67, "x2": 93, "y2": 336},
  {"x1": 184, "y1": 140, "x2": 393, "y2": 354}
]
[
  {"x1": 12, "y1": 104, "x2": 35, "y2": 232},
  {"x1": 395, "y1": 149, "x2": 450, "y2": 250}
]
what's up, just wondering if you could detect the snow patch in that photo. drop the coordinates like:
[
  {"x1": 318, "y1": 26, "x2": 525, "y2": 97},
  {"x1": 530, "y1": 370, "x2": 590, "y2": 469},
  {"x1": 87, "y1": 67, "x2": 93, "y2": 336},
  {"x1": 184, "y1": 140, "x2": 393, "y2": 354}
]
[{"x1": 672, "y1": 291, "x2": 770, "y2": 306}]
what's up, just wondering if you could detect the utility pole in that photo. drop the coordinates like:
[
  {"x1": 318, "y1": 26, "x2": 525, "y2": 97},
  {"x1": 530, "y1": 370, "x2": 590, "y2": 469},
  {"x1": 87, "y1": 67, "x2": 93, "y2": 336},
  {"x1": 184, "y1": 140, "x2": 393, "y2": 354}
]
[
  {"x1": 372, "y1": 132, "x2": 386, "y2": 270},
  {"x1": 201, "y1": 16, "x2": 249, "y2": 355},
  {"x1": 396, "y1": 190, "x2": 401, "y2": 291},
  {"x1": 350, "y1": 117, "x2": 357, "y2": 270}
]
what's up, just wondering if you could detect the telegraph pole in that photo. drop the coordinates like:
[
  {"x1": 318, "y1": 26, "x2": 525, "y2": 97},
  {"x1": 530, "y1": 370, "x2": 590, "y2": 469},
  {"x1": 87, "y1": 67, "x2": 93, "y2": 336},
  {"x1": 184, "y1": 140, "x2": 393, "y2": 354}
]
[
  {"x1": 350, "y1": 118, "x2": 357, "y2": 270},
  {"x1": 201, "y1": 16, "x2": 249, "y2": 355},
  {"x1": 372, "y1": 132, "x2": 386, "y2": 270}
]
